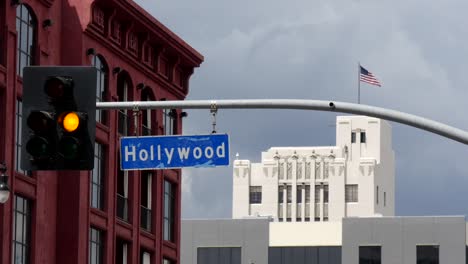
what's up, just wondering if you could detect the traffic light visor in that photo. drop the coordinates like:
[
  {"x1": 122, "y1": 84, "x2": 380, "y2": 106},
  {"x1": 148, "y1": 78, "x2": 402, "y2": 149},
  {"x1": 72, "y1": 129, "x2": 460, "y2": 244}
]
[{"x1": 61, "y1": 112, "x2": 80, "y2": 132}]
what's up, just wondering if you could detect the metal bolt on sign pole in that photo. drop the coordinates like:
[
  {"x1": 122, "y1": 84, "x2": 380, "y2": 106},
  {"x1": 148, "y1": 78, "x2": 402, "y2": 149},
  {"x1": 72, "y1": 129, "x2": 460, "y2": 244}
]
[{"x1": 96, "y1": 99, "x2": 468, "y2": 145}]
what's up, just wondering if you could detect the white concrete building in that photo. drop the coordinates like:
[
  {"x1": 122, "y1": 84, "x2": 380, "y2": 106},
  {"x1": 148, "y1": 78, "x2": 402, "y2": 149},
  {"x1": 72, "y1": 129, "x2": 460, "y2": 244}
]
[{"x1": 232, "y1": 115, "x2": 395, "y2": 222}]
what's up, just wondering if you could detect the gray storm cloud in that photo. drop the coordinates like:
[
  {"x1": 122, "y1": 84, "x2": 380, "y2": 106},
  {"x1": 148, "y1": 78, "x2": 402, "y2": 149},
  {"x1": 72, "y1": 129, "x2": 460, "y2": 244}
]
[{"x1": 136, "y1": 0, "x2": 468, "y2": 218}]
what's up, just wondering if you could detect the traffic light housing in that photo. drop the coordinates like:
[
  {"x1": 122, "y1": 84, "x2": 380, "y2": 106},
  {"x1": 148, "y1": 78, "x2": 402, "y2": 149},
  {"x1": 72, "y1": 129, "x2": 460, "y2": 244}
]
[{"x1": 21, "y1": 66, "x2": 97, "y2": 170}]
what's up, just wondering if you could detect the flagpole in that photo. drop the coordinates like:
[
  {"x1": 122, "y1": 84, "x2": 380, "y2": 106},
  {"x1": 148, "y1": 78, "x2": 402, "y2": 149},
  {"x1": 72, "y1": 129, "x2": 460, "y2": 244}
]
[{"x1": 358, "y1": 62, "x2": 361, "y2": 104}]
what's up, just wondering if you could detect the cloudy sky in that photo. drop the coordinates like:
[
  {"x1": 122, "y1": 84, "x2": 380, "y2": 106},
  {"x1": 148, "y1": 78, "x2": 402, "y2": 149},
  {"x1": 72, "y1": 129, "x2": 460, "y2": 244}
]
[{"x1": 135, "y1": 0, "x2": 468, "y2": 219}]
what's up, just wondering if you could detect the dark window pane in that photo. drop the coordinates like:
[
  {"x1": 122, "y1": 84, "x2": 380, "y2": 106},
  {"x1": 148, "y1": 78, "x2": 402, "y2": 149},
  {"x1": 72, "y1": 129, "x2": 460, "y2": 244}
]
[
  {"x1": 417, "y1": 245, "x2": 439, "y2": 264},
  {"x1": 140, "y1": 172, "x2": 152, "y2": 230},
  {"x1": 163, "y1": 179, "x2": 175, "y2": 241},
  {"x1": 297, "y1": 185, "x2": 303, "y2": 203},
  {"x1": 359, "y1": 246, "x2": 381, "y2": 264},
  {"x1": 361, "y1": 132, "x2": 366, "y2": 143},
  {"x1": 12, "y1": 195, "x2": 31, "y2": 264},
  {"x1": 319, "y1": 247, "x2": 330, "y2": 263},
  {"x1": 90, "y1": 143, "x2": 105, "y2": 209},
  {"x1": 249, "y1": 186, "x2": 262, "y2": 204},
  {"x1": 92, "y1": 56, "x2": 107, "y2": 123},
  {"x1": 324, "y1": 185, "x2": 329, "y2": 203},
  {"x1": 351, "y1": 132, "x2": 356, "y2": 143},
  {"x1": 89, "y1": 228, "x2": 104, "y2": 264},
  {"x1": 278, "y1": 186, "x2": 284, "y2": 203},
  {"x1": 197, "y1": 247, "x2": 241, "y2": 264},
  {"x1": 163, "y1": 109, "x2": 176, "y2": 135},
  {"x1": 346, "y1": 184, "x2": 358, "y2": 203},
  {"x1": 16, "y1": 4, "x2": 35, "y2": 77}
]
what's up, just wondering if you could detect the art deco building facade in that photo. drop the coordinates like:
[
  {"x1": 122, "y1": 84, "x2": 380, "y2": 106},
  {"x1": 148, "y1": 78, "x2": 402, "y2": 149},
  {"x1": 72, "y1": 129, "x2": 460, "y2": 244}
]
[
  {"x1": 0, "y1": 1, "x2": 203, "y2": 263},
  {"x1": 233, "y1": 116, "x2": 395, "y2": 222}
]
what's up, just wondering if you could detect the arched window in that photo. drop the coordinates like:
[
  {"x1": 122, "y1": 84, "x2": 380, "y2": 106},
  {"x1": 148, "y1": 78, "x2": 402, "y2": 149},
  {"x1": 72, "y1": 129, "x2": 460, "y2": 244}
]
[
  {"x1": 16, "y1": 4, "x2": 36, "y2": 77},
  {"x1": 117, "y1": 72, "x2": 132, "y2": 136},
  {"x1": 92, "y1": 55, "x2": 108, "y2": 123},
  {"x1": 141, "y1": 88, "x2": 155, "y2": 136},
  {"x1": 163, "y1": 108, "x2": 176, "y2": 135}
]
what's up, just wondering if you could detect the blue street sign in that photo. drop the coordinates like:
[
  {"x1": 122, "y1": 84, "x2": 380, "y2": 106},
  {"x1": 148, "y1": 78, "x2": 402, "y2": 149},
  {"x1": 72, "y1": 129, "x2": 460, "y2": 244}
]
[{"x1": 120, "y1": 134, "x2": 230, "y2": 170}]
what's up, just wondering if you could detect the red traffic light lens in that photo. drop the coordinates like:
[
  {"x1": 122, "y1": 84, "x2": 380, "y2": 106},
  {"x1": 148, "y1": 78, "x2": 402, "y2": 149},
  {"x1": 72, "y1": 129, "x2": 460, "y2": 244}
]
[
  {"x1": 45, "y1": 77, "x2": 65, "y2": 98},
  {"x1": 27, "y1": 111, "x2": 54, "y2": 133},
  {"x1": 44, "y1": 76, "x2": 73, "y2": 99}
]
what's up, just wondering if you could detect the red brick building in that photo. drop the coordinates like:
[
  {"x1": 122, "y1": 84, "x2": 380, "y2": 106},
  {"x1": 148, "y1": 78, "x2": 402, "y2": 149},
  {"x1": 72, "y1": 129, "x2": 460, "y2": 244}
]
[{"x1": 0, "y1": 0, "x2": 203, "y2": 263}]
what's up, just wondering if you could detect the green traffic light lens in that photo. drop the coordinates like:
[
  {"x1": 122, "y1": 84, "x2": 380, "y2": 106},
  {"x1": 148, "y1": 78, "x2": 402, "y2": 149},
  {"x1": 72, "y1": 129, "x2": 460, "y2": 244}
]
[
  {"x1": 26, "y1": 136, "x2": 51, "y2": 158},
  {"x1": 59, "y1": 136, "x2": 80, "y2": 159}
]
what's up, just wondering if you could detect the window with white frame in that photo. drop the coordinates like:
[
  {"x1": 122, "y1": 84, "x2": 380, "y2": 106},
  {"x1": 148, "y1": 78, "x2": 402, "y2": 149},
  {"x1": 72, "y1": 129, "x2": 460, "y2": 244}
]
[
  {"x1": 141, "y1": 90, "x2": 154, "y2": 136},
  {"x1": 345, "y1": 184, "x2": 358, "y2": 203},
  {"x1": 16, "y1": 4, "x2": 36, "y2": 77},
  {"x1": 163, "y1": 179, "x2": 175, "y2": 241},
  {"x1": 163, "y1": 108, "x2": 176, "y2": 135},
  {"x1": 89, "y1": 227, "x2": 104, "y2": 264},
  {"x1": 92, "y1": 55, "x2": 107, "y2": 123},
  {"x1": 141, "y1": 171, "x2": 152, "y2": 231},
  {"x1": 12, "y1": 195, "x2": 31, "y2": 264},
  {"x1": 117, "y1": 75, "x2": 130, "y2": 136},
  {"x1": 90, "y1": 143, "x2": 105, "y2": 210},
  {"x1": 141, "y1": 251, "x2": 151, "y2": 264},
  {"x1": 117, "y1": 169, "x2": 129, "y2": 221},
  {"x1": 15, "y1": 99, "x2": 31, "y2": 176}
]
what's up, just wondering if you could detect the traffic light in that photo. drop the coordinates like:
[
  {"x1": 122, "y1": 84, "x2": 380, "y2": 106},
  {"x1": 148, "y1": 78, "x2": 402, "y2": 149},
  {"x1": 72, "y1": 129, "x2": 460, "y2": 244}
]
[{"x1": 21, "y1": 66, "x2": 97, "y2": 170}]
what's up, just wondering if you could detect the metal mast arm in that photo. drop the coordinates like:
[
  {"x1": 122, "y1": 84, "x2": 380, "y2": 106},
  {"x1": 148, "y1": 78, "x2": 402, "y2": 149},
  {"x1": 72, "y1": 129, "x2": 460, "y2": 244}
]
[{"x1": 97, "y1": 99, "x2": 468, "y2": 145}]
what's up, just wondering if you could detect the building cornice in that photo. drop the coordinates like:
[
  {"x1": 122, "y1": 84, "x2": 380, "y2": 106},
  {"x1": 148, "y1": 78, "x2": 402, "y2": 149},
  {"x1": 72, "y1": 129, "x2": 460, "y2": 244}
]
[
  {"x1": 84, "y1": 26, "x2": 187, "y2": 100},
  {"x1": 112, "y1": 0, "x2": 204, "y2": 67}
]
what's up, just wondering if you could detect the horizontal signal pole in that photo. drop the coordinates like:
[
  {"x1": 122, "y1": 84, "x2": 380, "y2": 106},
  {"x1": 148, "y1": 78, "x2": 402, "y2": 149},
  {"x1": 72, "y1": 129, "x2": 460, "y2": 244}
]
[{"x1": 97, "y1": 99, "x2": 468, "y2": 145}]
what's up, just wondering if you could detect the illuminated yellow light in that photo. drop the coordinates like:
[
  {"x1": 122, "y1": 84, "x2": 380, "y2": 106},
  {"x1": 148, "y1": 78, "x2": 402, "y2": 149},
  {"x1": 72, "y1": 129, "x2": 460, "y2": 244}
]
[{"x1": 62, "y1": 112, "x2": 80, "y2": 132}]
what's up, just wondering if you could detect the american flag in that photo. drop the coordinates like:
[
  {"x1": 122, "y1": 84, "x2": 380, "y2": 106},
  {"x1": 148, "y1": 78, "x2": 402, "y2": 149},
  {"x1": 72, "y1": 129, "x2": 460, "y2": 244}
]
[{"x1": 360, "y1": 66, "x2": 381, "y2": 87}]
